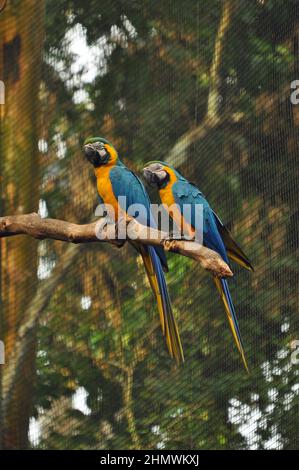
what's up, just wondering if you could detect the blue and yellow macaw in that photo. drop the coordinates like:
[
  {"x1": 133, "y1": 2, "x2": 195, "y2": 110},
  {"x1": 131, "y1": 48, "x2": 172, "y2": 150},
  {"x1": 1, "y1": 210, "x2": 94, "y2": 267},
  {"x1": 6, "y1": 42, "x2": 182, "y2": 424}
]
[
  {"x1": 143, "y1": 162, "x2": 254, "y2": 372},
  {"x1": 83, "y1": 138, "x2": 184, "y2": 364}
]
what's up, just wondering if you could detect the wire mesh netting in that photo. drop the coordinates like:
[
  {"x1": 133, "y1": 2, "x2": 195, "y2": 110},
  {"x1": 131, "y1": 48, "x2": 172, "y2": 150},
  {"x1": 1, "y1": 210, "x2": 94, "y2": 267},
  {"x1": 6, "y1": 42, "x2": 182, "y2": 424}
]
[{"x1": 0, "y1": 0, "x2": 299, "y2": 450}]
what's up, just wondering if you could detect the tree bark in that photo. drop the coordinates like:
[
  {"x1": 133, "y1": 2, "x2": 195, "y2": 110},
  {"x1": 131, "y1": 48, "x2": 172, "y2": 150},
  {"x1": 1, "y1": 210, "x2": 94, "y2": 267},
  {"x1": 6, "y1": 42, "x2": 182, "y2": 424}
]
[
  {"x1": 0, "y1": 0, "x2": 45, "y2": 449},
  {"x1": 1, "y1": 244, "x2": 80, "y2": 425}
]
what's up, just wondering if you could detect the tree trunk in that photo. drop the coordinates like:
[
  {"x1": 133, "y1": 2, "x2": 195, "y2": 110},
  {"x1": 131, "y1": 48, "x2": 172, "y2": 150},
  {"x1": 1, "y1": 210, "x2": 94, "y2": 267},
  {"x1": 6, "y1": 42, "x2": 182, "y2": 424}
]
[{"x1": 0, "y1": 0, "x2": 45, "y2": 449}]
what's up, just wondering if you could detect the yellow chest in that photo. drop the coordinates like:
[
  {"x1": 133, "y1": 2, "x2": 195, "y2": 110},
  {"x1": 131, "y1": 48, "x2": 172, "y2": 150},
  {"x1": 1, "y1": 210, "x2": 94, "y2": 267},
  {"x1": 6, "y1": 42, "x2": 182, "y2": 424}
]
[
  {"x1": 159, "y1": 181, "x2": 195, "y2": 238},
  {"x1": 95, "y1": 165, "x2": 121, "y2": 220},
  {"x1": 159, "y1": 184, "x2": 176, "y2": 207}
]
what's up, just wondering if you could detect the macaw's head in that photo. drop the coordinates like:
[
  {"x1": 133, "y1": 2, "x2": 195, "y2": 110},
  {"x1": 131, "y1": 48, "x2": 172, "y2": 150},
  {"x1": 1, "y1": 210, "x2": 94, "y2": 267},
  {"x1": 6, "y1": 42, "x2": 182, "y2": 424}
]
[
  {"x1": 83, "y1": 137, "x2": 118, "y2": 167},
  {"x1": 143, "y1": 161, "x2": 177, "y2": 188}
]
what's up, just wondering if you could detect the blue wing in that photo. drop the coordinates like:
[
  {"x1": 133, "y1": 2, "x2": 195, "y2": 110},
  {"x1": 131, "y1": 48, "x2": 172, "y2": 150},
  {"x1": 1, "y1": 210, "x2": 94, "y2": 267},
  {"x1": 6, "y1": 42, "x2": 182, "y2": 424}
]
[
  {"x1": 172, "y1": 181, "x2": 228, "y2": 262},
  {"x1": 172, "y1": 180, "x2": 248, "y2": 371}
]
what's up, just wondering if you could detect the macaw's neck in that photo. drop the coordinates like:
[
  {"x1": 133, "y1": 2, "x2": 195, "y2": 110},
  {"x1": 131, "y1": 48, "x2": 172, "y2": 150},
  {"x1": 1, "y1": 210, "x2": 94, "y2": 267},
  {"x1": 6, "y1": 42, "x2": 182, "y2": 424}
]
[
  {"x1": 160, "y1": 166, "x2": 178, "y2": 189},
  {"x1": 115, "y1": 158, "x2": 125, "y2": 167},
  {"x1": 94, "y1": 157, "x2": 126, "y2": 178}
]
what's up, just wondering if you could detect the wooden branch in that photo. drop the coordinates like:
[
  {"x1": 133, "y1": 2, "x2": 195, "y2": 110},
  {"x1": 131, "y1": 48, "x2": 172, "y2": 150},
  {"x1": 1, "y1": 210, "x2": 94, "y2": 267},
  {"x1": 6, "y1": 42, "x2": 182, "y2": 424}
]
[
  {"x1": 166, "y1": 0, "x2": 234, "y2": 167},
  {"x1": 0, "y1": 213, "x2": 232, "y2": 277}
]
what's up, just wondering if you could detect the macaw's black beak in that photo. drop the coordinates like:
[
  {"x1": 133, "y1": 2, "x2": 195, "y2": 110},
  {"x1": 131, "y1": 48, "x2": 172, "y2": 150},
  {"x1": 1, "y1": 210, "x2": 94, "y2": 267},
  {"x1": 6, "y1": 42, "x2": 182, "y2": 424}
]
[
  {"x1": 143, "y1": 164, "x2": 168, "y2": 187},
  {"x1": 143, "y1": 167, "x2": 156, "y2": 185},
  {"x1": 83, "y1": 144, "x2": 98, "y2": 166}
]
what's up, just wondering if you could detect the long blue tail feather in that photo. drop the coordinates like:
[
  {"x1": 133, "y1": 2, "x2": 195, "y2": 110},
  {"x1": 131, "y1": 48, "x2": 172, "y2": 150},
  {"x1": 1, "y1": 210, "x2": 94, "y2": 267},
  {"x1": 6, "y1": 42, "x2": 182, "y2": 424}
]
[
  {"x1": 149, "y1": 246, "x2": 184, "y2": 364},
  {"x1": 214, "y1": 277, "x2": 249, "y2": 372}
]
